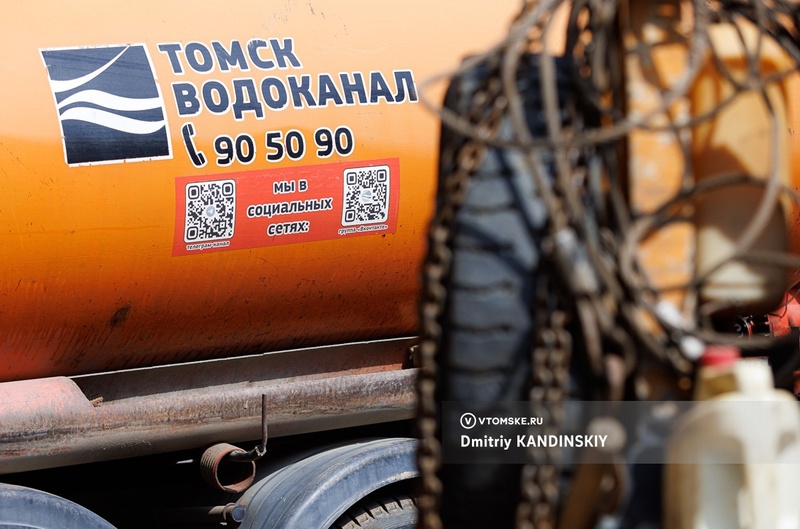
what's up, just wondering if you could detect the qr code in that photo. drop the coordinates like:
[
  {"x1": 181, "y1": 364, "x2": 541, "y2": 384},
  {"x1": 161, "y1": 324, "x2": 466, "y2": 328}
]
[
  {"x1": 184, "y1": 179, "x2": 236, "y2": 243},
  {"x1": 341, "y1": 165, "x2": 390, "y2": 226}
]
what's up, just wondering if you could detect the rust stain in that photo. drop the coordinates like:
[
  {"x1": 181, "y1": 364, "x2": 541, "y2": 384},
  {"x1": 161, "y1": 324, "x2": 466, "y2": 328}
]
[{"x1": 109, "y1": 305, "x2": 131, "y2": 329}]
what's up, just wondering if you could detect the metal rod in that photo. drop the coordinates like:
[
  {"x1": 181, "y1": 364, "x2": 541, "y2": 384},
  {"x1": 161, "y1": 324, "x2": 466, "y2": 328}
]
[
  {"x1": 154, "y1": 503, "x2": 247, "y2": 526},
  {"x1": 225, "y1": 394, "x2": 269, "y2": 462}
]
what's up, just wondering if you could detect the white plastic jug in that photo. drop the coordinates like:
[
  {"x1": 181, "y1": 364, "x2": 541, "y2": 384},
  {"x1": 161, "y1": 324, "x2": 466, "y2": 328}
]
[{"x1": 664, "y1": 346, "x2": 800, "y2": 529}]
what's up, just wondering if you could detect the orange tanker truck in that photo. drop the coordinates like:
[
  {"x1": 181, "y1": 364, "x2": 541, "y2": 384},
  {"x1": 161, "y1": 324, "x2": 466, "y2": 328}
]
[
  {"x1": 0, "y1": 2, "x2": 526, "y2": 527},
  {"x1": 5, "y1": 0, "x2": 800, "y2": 528}
]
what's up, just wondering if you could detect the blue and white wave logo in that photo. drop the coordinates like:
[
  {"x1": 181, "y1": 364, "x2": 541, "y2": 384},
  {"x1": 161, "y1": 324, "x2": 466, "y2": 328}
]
[{"x1": 41, "y1": 44, "x2": 171, "y2": 165}]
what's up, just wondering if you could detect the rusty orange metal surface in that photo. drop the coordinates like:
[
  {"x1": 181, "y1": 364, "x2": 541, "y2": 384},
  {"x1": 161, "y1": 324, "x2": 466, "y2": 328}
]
[
  {"x1": 624, "y1": 0, "x2": 694, "y2": 309},
  {"x1": 625, "y1": 0, "x2": 800, "y2": 318},
  {"x1": 0, "y1": 1, "x2": 520, "y2": 381}
]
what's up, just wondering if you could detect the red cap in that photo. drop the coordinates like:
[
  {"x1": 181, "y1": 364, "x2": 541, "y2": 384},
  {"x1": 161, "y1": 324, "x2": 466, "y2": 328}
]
[{"x1": 700, "y1": 345, "x2": 740, "y2": 367}]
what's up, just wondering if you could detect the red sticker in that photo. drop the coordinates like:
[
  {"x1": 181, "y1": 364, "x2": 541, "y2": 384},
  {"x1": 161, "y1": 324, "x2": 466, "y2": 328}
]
[{"x1": 173, "y1": 158, "x2": 399, "y2": 256}]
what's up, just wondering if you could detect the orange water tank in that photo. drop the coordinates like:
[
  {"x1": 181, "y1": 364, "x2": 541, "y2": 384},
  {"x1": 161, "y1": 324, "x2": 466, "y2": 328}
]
[{"x1": 0, "y1": 1, "x2": 520, "y2": 381}]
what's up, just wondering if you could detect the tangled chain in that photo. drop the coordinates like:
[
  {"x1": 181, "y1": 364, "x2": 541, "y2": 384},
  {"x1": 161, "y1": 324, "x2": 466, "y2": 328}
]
[
  {"x1": 418, "y1": 0, "x2": 800, "y2": 527},
  {"x1": 416, "y1": 67, "x2": 508, "y2": 529}
]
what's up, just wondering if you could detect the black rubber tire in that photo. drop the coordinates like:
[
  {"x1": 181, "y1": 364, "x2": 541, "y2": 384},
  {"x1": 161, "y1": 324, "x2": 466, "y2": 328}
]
[
  {"x1": 238, "y1": 438, "x2": 417, "y2": 529},
  {"x1": 0, "y1": 483, "x2": 116, "y2": 529},
  {"x1": 435, "y1": 55, "x2": 571, "y2": 529},
  {"x1": 330, "y1": 494, "x2": 416, "y2": 529}
]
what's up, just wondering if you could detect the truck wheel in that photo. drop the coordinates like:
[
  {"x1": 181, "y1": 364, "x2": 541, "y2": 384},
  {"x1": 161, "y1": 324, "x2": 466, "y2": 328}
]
[
  {"x1": 238, "y1": 438, "x2": 418, "y2": 529},
  {"x1": 0, "y1": 483, "x2": 116, "y2": 529},
  {"x1": 434, "y1": 55, "x2": 573, "y2": 528},
  {"x1": 331, "y1": 494, "x2": 416, "y2": 529}
]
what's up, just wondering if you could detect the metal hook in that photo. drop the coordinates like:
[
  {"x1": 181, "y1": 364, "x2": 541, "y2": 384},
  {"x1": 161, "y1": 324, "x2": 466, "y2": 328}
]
[{"x1": 225, "y1": 394, "x2": 269, "y2": 462}]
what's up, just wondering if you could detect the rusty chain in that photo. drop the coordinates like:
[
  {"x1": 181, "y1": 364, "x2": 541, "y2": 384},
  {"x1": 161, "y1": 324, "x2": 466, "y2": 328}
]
[
  {"x1": 416, "y1": 64, "x2": 508, "y2": 529},
  {"x1": 516, "y1": 308, "x2": 571, "y2": 529},
  {"x1": 418, "y1": 0, "x2": 800, "y2": 527},
  {"x1": 416, "y1": 4, "x2": 593, "y2": 529}
]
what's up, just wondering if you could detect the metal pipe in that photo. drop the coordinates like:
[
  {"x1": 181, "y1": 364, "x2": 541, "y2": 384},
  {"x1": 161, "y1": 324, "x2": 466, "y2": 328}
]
[{"x1": 0, "y1": 338, "x2": 417, "y2": 474}]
